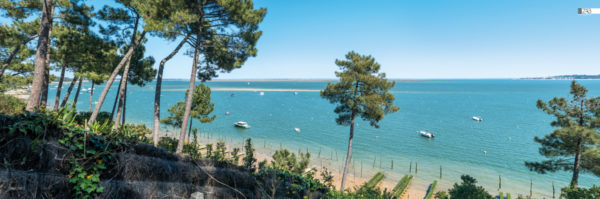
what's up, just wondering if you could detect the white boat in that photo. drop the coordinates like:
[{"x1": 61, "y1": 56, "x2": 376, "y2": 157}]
[
  {"x1": 225, "y1": 112, "x2": 230, "y2": 115},
  {"x1": 294, "y1": 128, "x2": 301, "y2": 133},
  {"x1": 294, "y1": 92, "x2": 298, "y2": 95},
  {"x1": 417, "y1": 130, "x2": 434, "y2": 138},
  {"x1": 259, "y1": 92, "x2": 264, "y2": 96},
  {"x1": 234, "y1": 121, "x2": 250, "y2": 128},
  {"x1": 472, "y1": 116, "x2": 483, "y2": 122}
]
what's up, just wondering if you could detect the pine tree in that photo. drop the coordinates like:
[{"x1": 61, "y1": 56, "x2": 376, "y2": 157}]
[
  {"x1": 321, "y1": 51, "x2": 400, "y2": 191},
  {"x1": 175, "y1": 0, "x2": 266, "y2": 154},
  {"x1": 161, "y1": 83, "x2": 215, "y2": 140},
  {"x1": 526, "y1": 80, "x2": 600, "y2": 187}
]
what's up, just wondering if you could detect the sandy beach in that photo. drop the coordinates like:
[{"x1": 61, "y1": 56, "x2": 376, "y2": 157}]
[{"x1": 159, "y1": 129, "x2": 432, "y2": 198}]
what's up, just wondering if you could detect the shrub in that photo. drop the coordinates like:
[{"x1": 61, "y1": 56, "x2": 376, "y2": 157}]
[
  {"x1": 435, "y1": 191, "x2": 449, "y2": 199},
  {"x1": 448, "y1": 175, "x2": 493, "y2": 199},
  {"x1": 270, "y1": 149, "x2": 310, "y2": 175},
  {"x1": 561, "y1": 185, "x2": 600, "y2": 199},
  {"x1": 0, "y1": 94, "x2": 26, "y2": 114}
]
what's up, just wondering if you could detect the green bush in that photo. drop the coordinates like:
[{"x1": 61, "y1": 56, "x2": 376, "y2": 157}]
[
  {"x1": 74, "y1": 111, "x2": 112, "y2": 126},
  {"x1": 269, "y1": 149, "x2": 310, "y2": 175},
  {"x1": 158, "y1": 137, "x2": 178, "y2": 153},
  {"x1": 0, "y1": 94, "x2": 26, "y2": 114},
  {"x1": 561, "y1": 185, "x2": 600, "y2": 199},
  {"x1": 448, "y1": 175, "x2": 493, "y2": 199},
  {"x1": 435, "y1": 191, "x2": 449, "y2": 199}
]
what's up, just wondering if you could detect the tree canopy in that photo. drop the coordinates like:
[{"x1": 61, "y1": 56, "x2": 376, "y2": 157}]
[{"x1": 526, "y1": 81, "x2": 600, "y2": 187}]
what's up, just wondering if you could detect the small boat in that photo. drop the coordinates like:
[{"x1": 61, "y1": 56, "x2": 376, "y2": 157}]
[
  {"x1": 231, "y1": 93, "x2": 235, "y2": 97},
  {"x1": 259, "y1": 92, "x2": 264, "y2": 96},
  {"x1": 234, "y1": 121, "x2": 250, "y2": 128},
  {"x1": 294, "y1": 128, "x2": 301, "y2": 133},
  {"x1": 472, "y1": 116, "x2": 483, "y2": 122},
  {"x1": 417, "y1": 130, "x2": 434, "y2": 138},
  {"x1": 225, "y1": 111, "x2": 230, "y2": 115},
  {"x1": 294, "y1": 92, "x2": 298, "y2": 95}
]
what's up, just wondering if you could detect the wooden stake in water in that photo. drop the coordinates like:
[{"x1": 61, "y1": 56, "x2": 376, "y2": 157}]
[
  {"x1": 499, "y1": 175, "x2": 501, "y2": 190},
  {"x1": 361, "y1": 161, "x2": 363, "y2": 177},
  {"x1": 391, "y1": 160, "x2": 394, "y2": 170},
  {"x1": 335, "y1": 150, "x2": 338, "y2": 160},
  {"x1": 416, "y1": 161, "x2": 418, "y2": 174},
  {"x1": 552, "y1": 181, "x2": 555, "y2": 199},
  {"x1": 530, "y1": 178, "x2": 533, "y2": 198},
  {"x1": 440, "y1": 165, "x2": 442, "y2": 179},
  {"x1": 318, "y1": 147, "x2": 321, "y2": 158},
  {"x1": 373, "y1": 156, "x2": 376, "y2": 168},
  {"x1": 409, "y1": 161, "x2": 412, "y2": 173}
]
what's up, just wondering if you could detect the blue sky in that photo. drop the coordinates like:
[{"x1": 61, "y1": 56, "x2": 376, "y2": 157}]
[
  {"x1": 159, "y1": 0, "x2": 600, "y2": 79},
  {"x1": 9, "y1": 0, "x2": 600, "y2": 79}
]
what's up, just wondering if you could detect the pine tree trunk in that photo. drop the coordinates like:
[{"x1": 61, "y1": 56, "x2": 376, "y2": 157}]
[
  {"x1": 340, "y1": 114, "x2": 355, "y2": 192},
  {"x1": 73, "y1": 77, "x2": 82, "y2": 107},
  {"x1": 88, "y1": 83, "x2": 94, "y2": 112},
  {"x1": 26, "y1": 0, "x2": 54, "y2": 111},
  {"x1": 110, "y1": 78, "x2": 122, "y2": 119},
  {"x1": 60, "y1": 75, "x2": 78, "y2": 108},
  {"x1": 114, "y1": 58, "x2": 131, "y2": 129},
  {"x1": 176, "y1": 36, "x2": 201, "y2": 154},
  {"x1": 88, "y1": 31, "x2": 146, "y2": 125},
  {"x1": 188, "y1": 118, "x2": 193, "y2": 143},
  {"x1": 40, "y1": 28, "x2": 52, "y2": 107},
  {"x1": 122, "y1": 83, "x2": 127, "y2": 125},
  {"x1": 0, "y1": 34, "x2": 39, "y2": 80},
  {"x1": 571, "y1": 138, "x2": 583, "y2": 187},
  {"x1": 53, "y1": 63, "x2": 66, "y2": 111},
  {"x1": 40, "y1": 65, "x2": 49, "y2": 106},
  {"x1": 154, "y1": 34, "x2": 190, "y2": 146}
]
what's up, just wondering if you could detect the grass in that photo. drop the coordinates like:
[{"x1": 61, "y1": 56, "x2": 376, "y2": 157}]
[
  {"x1": 424, "y1": 180, "x2": 437, "y2": 199},
  {"x1": 363, "y1": 172, "x2": 385, "y2": 189},
  {"x1": 391, "y1": 174, "x2": 413, "y2": 198}
]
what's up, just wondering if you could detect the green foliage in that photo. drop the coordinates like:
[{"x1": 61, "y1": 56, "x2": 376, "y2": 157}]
[
  {"x1": 435, "y1": 191, "x2": 449, "y2": 199},
  {"x1": 425, "y1": 180, "x2": 438, "y2": 199},
  {"x1": 392, "y1": 174, "x2": 413, "y2": 197},
  {"x1": 243, "y1": 138, "x2": 256, "y2": 169},
  {"x1": 270, "y1": 149, "x2": 311, "y2": 175},
  {"x1": 1, "y1": 106, "x2": 151, "y2": 198},
  {"x1": 74, "y1": 111, "x2": 112, "y2": 126},
  {"x1": 254, "y1": 167, "x2": 329, "y2": 198},
  {"x1": 0, "y1": 94, "x2": 25, "y2": 114},
  {"x1": 447, "y1": 175, "x2": 493, "y2": 199},
  {"x1": 158, "y1": 137, "x2": 178, "y2": 153},
  {"x1": 321, "y1": 51, "x2": 400, "y2": 128},
  {"x1": 526, "y1": 81, "x2": 600, "y2": 186},
  {"x1": 320, "y1": 166, "x2": 334, "y2": 188},
  {"x1": 561, "y1": 185, "x2": 600, "y2": 199},
  {"x1": 161, "y1": 83, "x2": 215, "y2": 129}
]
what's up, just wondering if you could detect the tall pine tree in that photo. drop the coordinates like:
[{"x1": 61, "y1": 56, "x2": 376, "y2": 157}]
[
  {"x1": 526, "y1": 80, "x2": 600, "y2": 187},
  {"x1": 320, "y1": 51, "x2": 399, "y2": 191}
]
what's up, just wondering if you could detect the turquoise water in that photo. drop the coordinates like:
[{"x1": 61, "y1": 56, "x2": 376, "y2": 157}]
[{"x1": 48, "y1": 79, "x2": 600, "y2": 197}]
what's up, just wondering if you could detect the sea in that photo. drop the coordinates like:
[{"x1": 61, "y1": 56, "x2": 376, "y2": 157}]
[{"x1": 48, "y1": 79, "x2": 600, "y2": 197}]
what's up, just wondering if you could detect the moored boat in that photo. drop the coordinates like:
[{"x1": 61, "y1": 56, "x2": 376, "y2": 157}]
[
  {"x1": 234, "y1": 121, "x2": 250, "y2": 128},
  {"x1": 417, "y1": 130, "x2": 434, "y2": 138}
]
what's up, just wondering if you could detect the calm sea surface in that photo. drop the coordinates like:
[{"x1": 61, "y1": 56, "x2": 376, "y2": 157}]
[{"x1": 48, "y1": 79, "x2": 600, "y2": 197}]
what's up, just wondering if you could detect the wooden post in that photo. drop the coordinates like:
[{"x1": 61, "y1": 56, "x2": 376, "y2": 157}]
[
  {"x1": 409, "y1": 161, "x2": 412, "y2": 173},
  {"x1": 361, "y1": 160, "x2": 363, "y2": 177},
  {"x1": 379, "y1": 156, "x2": 382, "y2": 169},
  {"x1": 552, "y1": 181, "x2": 555, "y2": 199},
  {"x1": 416, "y1": 161, "x2": 418, "y2": 174},
  {"x1": 335, "y1": 150, "x2": 338, "y2": 161},
  {"x1": 318, "y1": 147, "x2": 321, "y2": 158},
  {"x1": 440, "y1": 165, "x2": 442, "y2": 179},
  {"x1": 499, "y1": 175, "x2": 501, "y2": 190},
  {"x1": 373, "y1": 156, "x2": 376, "y2": 168},
  {"x1": 530, "y1": 178, "x2": 533, "y2": 198},
  {"x1": 391, "y1": 160, "x2": 394, "y2": 170}
]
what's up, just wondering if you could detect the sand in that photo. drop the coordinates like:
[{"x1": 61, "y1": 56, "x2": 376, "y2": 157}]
[{"x1": 158, "y1": 130, "x2": 431, "y2": 198}]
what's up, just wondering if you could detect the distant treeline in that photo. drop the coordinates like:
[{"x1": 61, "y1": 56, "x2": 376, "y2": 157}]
[{"x1": 522, "y1": 74, "x2": 600, "y2": 80}]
